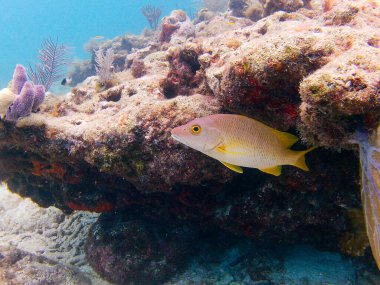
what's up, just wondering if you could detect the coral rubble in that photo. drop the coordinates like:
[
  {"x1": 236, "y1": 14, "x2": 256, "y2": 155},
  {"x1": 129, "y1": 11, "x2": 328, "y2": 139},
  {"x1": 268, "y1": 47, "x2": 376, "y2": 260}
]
[{"x1": 0, "y1": 0, "x2": 379, "y2": 283}]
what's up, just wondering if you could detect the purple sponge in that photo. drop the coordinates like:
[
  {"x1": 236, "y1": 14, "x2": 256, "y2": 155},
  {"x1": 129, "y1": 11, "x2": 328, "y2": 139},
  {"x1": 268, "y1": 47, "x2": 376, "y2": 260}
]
[
  {"x1": 12, "y1": 64, "x2": 28, "y2": 95},
  {"x1": 5, "y1": 82, "x2": 35, "y2": 122},
  {"x1": 32, "y1": 85, "x2": 46, "y2": 112}
]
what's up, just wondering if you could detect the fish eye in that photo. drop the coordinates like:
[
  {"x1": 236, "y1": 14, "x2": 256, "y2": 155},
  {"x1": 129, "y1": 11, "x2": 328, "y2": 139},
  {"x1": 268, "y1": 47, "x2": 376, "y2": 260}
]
[{"x1": 190, "y1": 124, "x2": 202, "y2": 135}]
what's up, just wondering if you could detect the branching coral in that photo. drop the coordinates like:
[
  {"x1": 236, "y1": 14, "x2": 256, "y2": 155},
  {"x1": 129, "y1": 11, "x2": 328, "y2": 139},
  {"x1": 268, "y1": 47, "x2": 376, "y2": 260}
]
[
  {"x1": 28, "y1": 37, "x2": 69, "y2": 91},
  {"x1": 141, "y1": 5, "x2": 162, "y2": 31}
]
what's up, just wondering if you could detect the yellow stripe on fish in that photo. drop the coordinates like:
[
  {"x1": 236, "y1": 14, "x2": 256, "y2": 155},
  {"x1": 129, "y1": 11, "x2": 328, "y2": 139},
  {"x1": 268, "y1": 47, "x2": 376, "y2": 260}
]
[{"x1": 171, "y1": 114, "x2": 316, "y2": 176}]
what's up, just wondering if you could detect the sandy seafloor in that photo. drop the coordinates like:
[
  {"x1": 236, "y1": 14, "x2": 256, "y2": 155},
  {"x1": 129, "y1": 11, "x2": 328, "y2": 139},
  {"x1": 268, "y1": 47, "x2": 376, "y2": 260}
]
[{"x1": 1, "y1": 183, "x2": 379, "y2": 285}]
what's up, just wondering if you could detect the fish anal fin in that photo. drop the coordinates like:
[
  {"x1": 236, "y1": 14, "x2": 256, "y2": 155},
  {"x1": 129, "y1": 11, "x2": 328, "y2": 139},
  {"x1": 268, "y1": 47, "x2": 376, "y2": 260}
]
[
  {"x1": 259, "y1": 166, "x2": 282, "y2": 176},
  {"x1": 272, "y1": 130, "x2": 299, "y2": 148},
  {"x1": 220, "y1": 161, "x2": 243, "y2": 174}
]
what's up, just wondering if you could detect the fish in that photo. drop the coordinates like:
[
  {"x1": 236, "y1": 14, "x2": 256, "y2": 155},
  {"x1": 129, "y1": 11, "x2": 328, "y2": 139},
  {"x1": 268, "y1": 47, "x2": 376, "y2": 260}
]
[
  {"x1": 350, "y1": 126, "x2": 380, "y2": 269},
  {"x1": 171, "y1": 114, "x2": 315, "y2": 176},
  {"x1": 61, "y1": 77, "x2": 72, "y2": 86}
]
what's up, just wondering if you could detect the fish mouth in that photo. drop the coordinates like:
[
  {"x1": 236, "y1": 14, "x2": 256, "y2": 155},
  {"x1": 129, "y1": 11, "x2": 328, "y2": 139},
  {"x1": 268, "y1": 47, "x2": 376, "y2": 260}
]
[{"x1": 171, "y1": 133, "x2": 185, "y2": 144}]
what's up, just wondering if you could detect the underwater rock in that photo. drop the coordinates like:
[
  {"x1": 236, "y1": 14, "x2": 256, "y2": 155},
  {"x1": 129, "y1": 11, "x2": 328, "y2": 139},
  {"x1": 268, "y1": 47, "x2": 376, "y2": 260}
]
[
  {"x1": 0, "y1": 246, "x2": 91, "y2": 285},
  {"x1": 159, "y1": 10, "x2": 195, "y2": 43},
  {"x1": 229, "y1": 0, "x2": 257, "y2": 18},
  {"x1": 263, "y1": 0, "x2": 307, "y2": 17},
  {"x1": 161, "y1": 44, "x2": 205, "y2": 98},
  {"x1": 299, "y1": 45, "x2": 380, "y2": 147},
  {"x1": 86, "y1": 210, "x2": 198, "y2": 285},
  {"x1": 130, "y1": 58, "x2": 147, "y2": 78},
  {"x1": 229, "y1": 0, "x2": 307, "y2": 21},
  {"x1": 66, "y1": 60, "x2": 96, "y2": 87}
]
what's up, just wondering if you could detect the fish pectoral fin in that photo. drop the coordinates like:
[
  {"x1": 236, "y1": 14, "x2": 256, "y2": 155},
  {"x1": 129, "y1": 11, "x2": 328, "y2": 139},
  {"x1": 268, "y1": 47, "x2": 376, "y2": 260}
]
[
  {"x1": 216, "y1": 144, "x2": 245, "y2": 155},
  {"x1": 271, "y1": 130, "x2": 299, "y2": 148},
  {"x1": 217, "y1": 145, "x2": 229, "y2": 154},
  {"x1": 220, "y1": 161, "x2": 243, "y2": 174},
  {"x1": 259, "y1": 166, "x2": 282, "y2": 176}
]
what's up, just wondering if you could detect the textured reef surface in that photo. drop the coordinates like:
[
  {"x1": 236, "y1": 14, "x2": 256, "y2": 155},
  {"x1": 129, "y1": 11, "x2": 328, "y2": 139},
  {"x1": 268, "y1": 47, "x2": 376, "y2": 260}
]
[{"x1": 0, "y1": 0, "x2": 379, "y2": 284}]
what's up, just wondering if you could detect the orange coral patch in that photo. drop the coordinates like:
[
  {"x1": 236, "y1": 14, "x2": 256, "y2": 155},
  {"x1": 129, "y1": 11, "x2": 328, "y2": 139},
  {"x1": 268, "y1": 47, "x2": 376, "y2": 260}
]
[{"x1": 66, "y1": 201, "x2": 114, "y2": 212}]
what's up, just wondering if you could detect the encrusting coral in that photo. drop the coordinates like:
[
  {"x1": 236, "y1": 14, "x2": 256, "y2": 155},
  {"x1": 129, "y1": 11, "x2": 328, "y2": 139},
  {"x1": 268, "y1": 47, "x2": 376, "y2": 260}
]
[{"x1": 0, "y1": 0, "x2": 379, "y2": 283}]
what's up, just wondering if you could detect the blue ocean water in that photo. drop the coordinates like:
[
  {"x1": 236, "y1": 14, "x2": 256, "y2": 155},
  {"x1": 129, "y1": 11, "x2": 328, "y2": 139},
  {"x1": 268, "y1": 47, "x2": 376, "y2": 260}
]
[{"x1": 0, "y1": 0, "x2": 197, "y2": 87}]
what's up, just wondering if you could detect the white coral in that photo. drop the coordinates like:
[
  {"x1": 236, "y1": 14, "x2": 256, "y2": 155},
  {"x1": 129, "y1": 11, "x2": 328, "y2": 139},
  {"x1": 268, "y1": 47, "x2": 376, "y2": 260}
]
[
  {"x1": 0, "y1": 88, "x2": 16, "y2": 118},
  {"x1": 94, "y1": 48, "x2": 115, "y2": 85}
]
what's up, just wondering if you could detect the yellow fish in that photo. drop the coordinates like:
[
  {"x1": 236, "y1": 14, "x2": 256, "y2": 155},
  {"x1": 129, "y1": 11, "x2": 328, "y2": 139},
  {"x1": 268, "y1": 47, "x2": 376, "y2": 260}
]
[{"x1": 171, "y1": 114, "x2": 315, "y2": 176}]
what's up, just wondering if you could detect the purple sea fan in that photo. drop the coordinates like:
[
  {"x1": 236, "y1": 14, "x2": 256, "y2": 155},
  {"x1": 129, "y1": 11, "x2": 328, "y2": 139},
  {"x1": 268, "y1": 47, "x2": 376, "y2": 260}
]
[
  {"x1": 28, "y1": 37, "x2": 69, "y2": 91},
  {"x1": 12, "y1": 64, "x2": 28, "y2": 95},
  {"x1": 4, "y1": 81, "x2": 35, "y2": 122},
  {"x1": 32, "y1": 85, "x2": 45, "y2": 112}
]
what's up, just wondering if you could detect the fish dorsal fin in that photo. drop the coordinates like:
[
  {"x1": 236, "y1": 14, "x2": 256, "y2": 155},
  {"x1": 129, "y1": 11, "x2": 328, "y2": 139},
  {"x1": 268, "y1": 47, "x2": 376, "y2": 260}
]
[
  {"x1": 259, "y1": 166, "x2": 282, "y2": 176},
  {"x1": 220, "y1": 161, "x2": 243, "y2": 173},
  {"x1": 271, "y1": 130, "x2": 298, "y2": 148}
]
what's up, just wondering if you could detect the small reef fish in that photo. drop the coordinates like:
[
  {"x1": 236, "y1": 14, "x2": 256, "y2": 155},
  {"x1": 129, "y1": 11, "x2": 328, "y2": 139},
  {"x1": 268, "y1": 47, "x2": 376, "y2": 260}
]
[
  {"x1": 171, "y1": 114, "x2": 315, "y2": 176},
  {"x1": 61, "y1": 77, "x2": 72, "y2": 86},
  {"x1": 350, "y1": 127, "x2": 380, "y2": 269}
]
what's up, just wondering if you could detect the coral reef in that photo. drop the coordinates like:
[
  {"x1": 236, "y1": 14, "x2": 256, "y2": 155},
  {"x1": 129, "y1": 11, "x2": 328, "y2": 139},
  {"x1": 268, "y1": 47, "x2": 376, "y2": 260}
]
[
  {"x1": 159, "y1": 10, "x2": 195, "y2": 43},
  {"x1": 130, "y1": 58, "x2": 147, "y2": 78},
  {"x1": 0, "y1": 0, "x2": 379, "y2": 283},
  {"x1": 0, "y1": 185, "x2": 108, "y2": 284},
  {"x1": 86, "y1": 210, "x2": 198, "y2": 285},
  {"x1": 229, "y1": 0, "x2": 311, "y2": 21},
  {"x1": 0, "y1": 246, "x2": 91, "y2": 285},
  {"x1": 161, "y1": 44, "x2": 205, "y2": 98}
]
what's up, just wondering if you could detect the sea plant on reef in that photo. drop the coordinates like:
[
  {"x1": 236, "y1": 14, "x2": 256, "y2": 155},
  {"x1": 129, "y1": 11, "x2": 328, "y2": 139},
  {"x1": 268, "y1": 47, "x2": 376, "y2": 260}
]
[
  {"x1": 141, "y1": 5, "x2": 162, "y2": 31},
  {"x1": 94, "y1": 47, "x2": 116, "y2": 87},
  {"x1": 28, "y1": 37, "x2": 69, "y2": 91}
]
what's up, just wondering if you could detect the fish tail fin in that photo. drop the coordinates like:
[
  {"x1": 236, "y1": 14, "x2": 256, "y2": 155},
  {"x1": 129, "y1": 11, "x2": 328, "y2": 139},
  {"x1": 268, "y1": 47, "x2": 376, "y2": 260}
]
[{"x1": 293, "y1": 146, "x2": 317, "y2": 171}]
